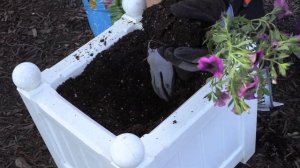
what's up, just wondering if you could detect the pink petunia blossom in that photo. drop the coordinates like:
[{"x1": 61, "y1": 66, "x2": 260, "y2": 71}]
[
  {"x1": 197, "y1": 55, "x2": 224, "y2": 78},
  {"x1": 274, "y1": 0, "x2": 292, "y2": 19},
  {"x1": 238, "y1": 76, "x2": 259, "y2": 100},
  {"x1": 248, "y1": 49, "x2": 264, "y2": 68},
  {"x1": 215, "y1": 91, "x2": 230, "y2": 107}
]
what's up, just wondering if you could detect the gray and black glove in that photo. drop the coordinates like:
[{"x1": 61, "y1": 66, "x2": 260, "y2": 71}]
[
  {"x1": 147, "y1": 47, "x2": 174, "y2": 101},
  {"x1": 147, "y1": 46, "x2": 209, "y2": 101},
  {"x1": 158, "y1": 46, "x2": 208, "y2": 72},
  {"x1": 158, "y1": 46, "x2": 209, "y2": 81}
]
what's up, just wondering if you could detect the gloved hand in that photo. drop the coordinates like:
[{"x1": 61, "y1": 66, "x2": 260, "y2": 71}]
[
  {"x1": 147, "y1": 46, "x2": 208, "y2": 101},
  {"x1": 170, "y1": 0, "x2": 229, "y2": 23},
  {"x1": 158, "y1": 47, "x2": 208, "y2": 72},
  {"x1": 147, "y1": 47, "x2": 174, "y2": 101},
  {"x1": 147, "y1": 0, "x2": 232, "y2": 100},
  {"x1": 159, "y1": 47, "x2": 210, "y2": 81}
]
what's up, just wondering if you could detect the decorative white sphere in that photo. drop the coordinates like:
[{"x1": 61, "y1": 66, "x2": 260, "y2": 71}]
[
  {"x1": 110, "y1": 133, "x2": 145, "y2": 168},
  {"x1": 122, "y1": 0, "x2": 146, "y2": 17},
  {"x1": 12, "y1": 62, "x2": 41, "y2": 91}
]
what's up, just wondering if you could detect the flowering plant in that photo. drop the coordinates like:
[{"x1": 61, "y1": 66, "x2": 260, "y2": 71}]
[{"x1": 199, "y1": 0, "x2": 300, "y2": 114}]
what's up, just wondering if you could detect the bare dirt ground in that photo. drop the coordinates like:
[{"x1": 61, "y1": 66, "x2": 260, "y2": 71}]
[{"x1": 0, "y1": 0, "x2": 299, "y2": 167}]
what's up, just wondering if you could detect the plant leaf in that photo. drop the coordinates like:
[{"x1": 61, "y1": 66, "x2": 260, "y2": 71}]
[
  {"x1": 212, "y1": 34, "x2": 227, "y2": 43},
  {"x1": 278, "y1": 63, "x2": 290, "y2": 76},
  {"x1": 107, "y1": 0, "x2": 124, "y2": 23}
]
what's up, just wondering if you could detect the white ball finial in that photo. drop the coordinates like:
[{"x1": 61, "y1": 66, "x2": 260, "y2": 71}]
[
  {"x1": 110, "y1": 133, "x2": 145, "y2": 168},
  {"x1": 122, "y1": 0, "x2": 146, "y2": 18},
  {"x1": 12, "y1": 62, "x2": 41, "y2": 91}
]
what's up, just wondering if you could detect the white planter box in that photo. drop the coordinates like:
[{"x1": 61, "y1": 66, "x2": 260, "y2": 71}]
[{"x1": 13, "y1": 3, "x2": 257, "y2": 168}]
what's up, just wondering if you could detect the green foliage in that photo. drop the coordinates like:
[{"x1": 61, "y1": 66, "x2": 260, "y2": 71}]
[
  {"x1": 204, "y1": 8, "x2": 300, "y2": 114},
  {"x1": 107, "y1": 0, "x2": 124, "y2": 23}
]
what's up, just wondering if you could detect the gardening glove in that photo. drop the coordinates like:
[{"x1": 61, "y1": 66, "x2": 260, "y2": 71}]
[
  {"x1": 170, "y1": 0, "x2": 229, "y2": 23},
  {"x1": 147, "y1": 47, "x2": 174, "y2": 101},
  {"x1": 157, "y1": 5, "x2": 233, "y2": 76},
  {"x1": 147, "y1": 2, "x2": 234, "y2": 100},
  {"x1": 158, "y1": 47, "x2": 208, "y2": 72},
  {"x1": 147, "y1": 46, "x2": 206, "y2": 100},
  {"x1": 158, "y1": 46, "x2": 210, "y2": 80}
]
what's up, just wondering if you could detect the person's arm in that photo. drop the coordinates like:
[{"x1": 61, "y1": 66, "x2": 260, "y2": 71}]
[
  {"x1": 232, "y1": 0, "x2": 265, "y2": 19},
  {"x1": 146, "y1": 0, "x2": 162, "y2": 7}
]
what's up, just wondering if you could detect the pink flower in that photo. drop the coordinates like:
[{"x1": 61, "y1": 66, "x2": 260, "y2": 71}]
[
  {"x1": 274, "y1": 0, "x2": 292, "y2": 19},
  {"x1": 249, "y1": 49, "x2": 264, "y2": 68},
  {"x1": 215, "y1": 91, "x2": 230, "y2": 107},
  {"x1": 238, "y1": 76, "x2": 259, "y2": 100},
  {"x1": 197, "y1": 55, "x2": 224, "y2": 78}
]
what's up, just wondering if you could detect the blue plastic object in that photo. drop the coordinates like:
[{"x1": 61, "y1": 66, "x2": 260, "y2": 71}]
[
  {"x1": 83, "y1": 0, "x2": 112, "y2": 36},
  {"x1": 220, "y1": 4, "x2": 234, "y2": 28}
]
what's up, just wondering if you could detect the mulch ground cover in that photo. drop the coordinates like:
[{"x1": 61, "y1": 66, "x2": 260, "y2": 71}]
[{"x1": 0, "y1": 0, "x2": 300, "y2": 167}]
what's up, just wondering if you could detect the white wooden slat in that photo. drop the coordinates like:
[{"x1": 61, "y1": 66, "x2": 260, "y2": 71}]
[
  {"x1": 42, "y1": 116, "x2": 74, "y2": 167},
  {"x1": 41, "y1": 104, "x2": 115, "y2": 168},
  {"x1": 19, "y1": 84, "x2": 115, "y2": 168},
  {"x1": 162, "y1": 153, "x2": 180, "y2": 168},
  {"x1": 19, "y1": 92, "x2": 67, "y2": 168},
  {"x1": 178, "y1": 133, "x2": 205, "y2": 168},
  {"x1": 202, "y1": 112, "x2": 225, "y2": 168},
  {"x1": 241, "y1": 100, "x2": 257, "y2": 163},
  {"x1": 222, "y1": 108, "x2": 242, "y2": 159}
]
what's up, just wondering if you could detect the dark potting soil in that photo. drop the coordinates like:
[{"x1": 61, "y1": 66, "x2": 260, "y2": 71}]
[
  {"x1": 57, "y1": 0, "x2": 211, "y2": 137},
  {"x1": 142, "y1": 0, "x2": 211, "y2": 48}
]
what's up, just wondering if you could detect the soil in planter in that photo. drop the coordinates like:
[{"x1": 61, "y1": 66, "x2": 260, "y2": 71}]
[
  {"x1": 142, "y1": 0, "x2": 211, "y2": 48},
  {"x1": 57, "y1": 0, "x2": 211, "y2": 137}
]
